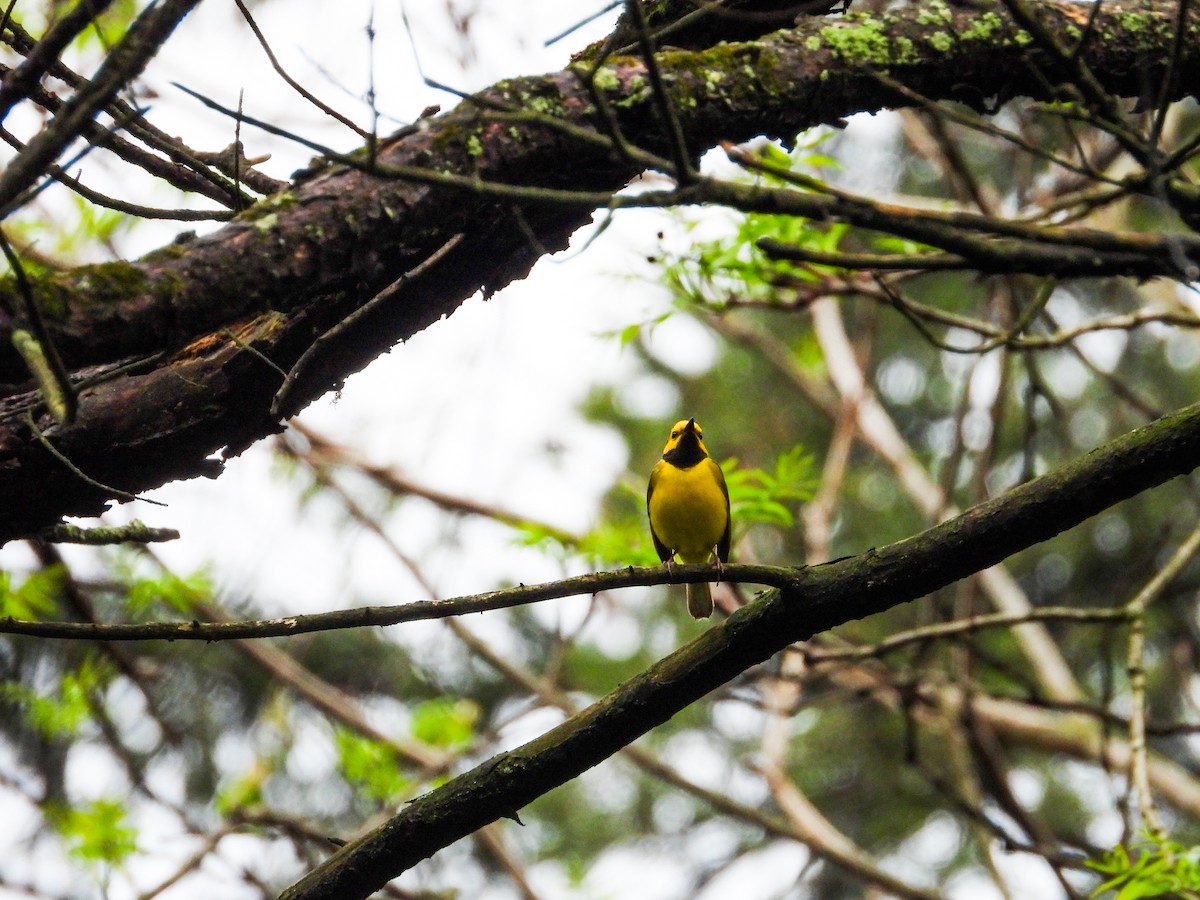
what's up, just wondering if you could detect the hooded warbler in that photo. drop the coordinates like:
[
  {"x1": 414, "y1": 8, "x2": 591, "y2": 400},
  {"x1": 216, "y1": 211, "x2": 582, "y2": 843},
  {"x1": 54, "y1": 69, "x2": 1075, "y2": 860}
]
[{"x1": 647, "y1": 418, "x2": 731, "y2": 618}]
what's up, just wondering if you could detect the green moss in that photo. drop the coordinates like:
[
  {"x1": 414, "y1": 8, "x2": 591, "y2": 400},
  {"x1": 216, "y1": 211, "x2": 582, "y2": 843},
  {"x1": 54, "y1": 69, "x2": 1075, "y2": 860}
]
[
  {"x1": 429, "y1": 123, "x2": 465, "y2": 155},
  {"x1": 4, "y1": 262, "x2": 155, "y2": 321},
  {"x1": 526, "y1": 93, "x2": 564, "y2": 116},
  {"x1": 591, "y1": 68, "x2": 620, "y2": 93},
  {"x1": 610, "y1": 72, "x2": 651, "y2": 108},
  {"x1": 959, "y1": 11, "x2": 1005, "y2": 42},
  {"x1": 259, "y1": 192, "x2": 297, "y2": 212},
  {"x1": 915, "y1": 0, "x2": 953, "y2": 26},
  {"x1": 149, "y1": 270, "x2": 187, "y2": 306},
  {"x1": 69, "y1": 263, "x2": 149, "y2": 310},
  {"x1": 253, "y1": 212, "x2": 278, "y2": 233},
  {"x1": 466, "y1": 134, "x2": 484, "y2": 158},
  {"x1": 928, "y1": 31, "x2": 953, "y2": 53},
  {"x1": 1110, "y1": 10, "x2": 1172, "y2": 49},
  {"x1": 140, "y1": 240, "x2": 191, "y2": 264},
  {"x1": 808, "y1": 4, "x2": 1041, "y2": 64},
  {"x1": 493, "y1": 75, "x2": 571, "y2": 119},
  {"x1": 231, "y1": 191, "x2": 296, "y2": 228},
  {"x1": 1116, "y1": 10, "x2": 1158, "y2": 34},
  {"x1": 749, "y1": 49, "x2": 783, "y2": 95},
  {"x1": 3, "y1": 248, "x2": 194, "y2": 333},
  {"x1": 818, "y1": 19, "x2": 899, "y2": 67}
]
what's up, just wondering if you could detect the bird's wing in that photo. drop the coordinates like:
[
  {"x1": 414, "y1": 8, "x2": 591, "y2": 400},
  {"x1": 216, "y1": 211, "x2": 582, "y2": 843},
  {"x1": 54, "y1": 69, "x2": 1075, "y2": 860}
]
[
  {"x1": 708, "y1": 458, "x2": 732, "y2": 563},
  {"x1": 646, "y1": 462, "x2": 674, "y2": 563}
]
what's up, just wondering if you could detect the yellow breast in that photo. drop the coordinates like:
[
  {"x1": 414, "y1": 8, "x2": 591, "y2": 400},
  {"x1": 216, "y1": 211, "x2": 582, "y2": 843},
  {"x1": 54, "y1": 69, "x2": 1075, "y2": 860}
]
[{"x1": 648, "y1": 458, "x2": 728, "y2": 563}]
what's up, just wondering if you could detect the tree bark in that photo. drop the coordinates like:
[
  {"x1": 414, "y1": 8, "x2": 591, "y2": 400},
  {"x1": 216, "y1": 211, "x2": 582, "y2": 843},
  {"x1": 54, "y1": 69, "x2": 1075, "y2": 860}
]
[{"x1": 0, "y1": 0, "x2": 1196, "y2": 542}]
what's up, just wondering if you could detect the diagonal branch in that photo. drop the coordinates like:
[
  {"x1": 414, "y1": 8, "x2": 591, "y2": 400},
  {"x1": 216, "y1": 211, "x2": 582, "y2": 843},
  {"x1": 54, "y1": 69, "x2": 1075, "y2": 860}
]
[{"x1": 279, "y1": 398, "x2": 1200, "y2": 899}]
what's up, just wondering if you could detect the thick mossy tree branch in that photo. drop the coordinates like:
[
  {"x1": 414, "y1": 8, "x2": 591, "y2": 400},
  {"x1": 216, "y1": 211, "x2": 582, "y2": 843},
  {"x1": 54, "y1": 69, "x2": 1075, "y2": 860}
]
[
  {"x1": 280, "y1": 399, "x2": 1200, "y2": 900},
  {"x1": 0, "y1": 0, "x2": 1196, "y2": 543}
]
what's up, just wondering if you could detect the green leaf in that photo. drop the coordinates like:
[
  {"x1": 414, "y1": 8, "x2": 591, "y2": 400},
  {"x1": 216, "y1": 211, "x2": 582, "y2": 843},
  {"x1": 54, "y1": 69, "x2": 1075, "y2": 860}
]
[
  {"x1": 51, "y1": 799, "x2": 138, "y2": 868},
  {"x1": 577, "y1": 515, "x2": 661, "y2": 568},
  {"x1": 126, "y1": 568, "x2": 210, "y2": 615},
  {"x1": 410, "y1": 698, "x2": 479, "y2": 749},
  {"x1": 0, "y1": 566, "x2": 65, "y2": 618},
  {"x1": 0, "y1": 656, "x2": 108, "y2": 738},
  {"x1": 802, "y1": 152, "x2": 842, "y2": 170},
  {"x1": 1088, "y1": 833, "x2": 1200, "y2": 899},
  {"x1": 334, "y1": 728, "x2": 413, "y2": 805},
  {"x1": 215, "y1": 764, "x2": 268, "y2": 817},
  {"x1": 619, "y1": 322, "x2": 643, "y2": 347},
  {"x1": 725, "y1": 445, "x2": 818, "y2": 529}
]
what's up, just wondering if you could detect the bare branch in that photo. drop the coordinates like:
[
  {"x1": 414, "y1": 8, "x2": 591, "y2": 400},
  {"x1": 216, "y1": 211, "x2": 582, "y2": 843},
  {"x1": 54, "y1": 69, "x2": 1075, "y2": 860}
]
[
  {"x1": 0, "y1": 0, "x2": 205, "y2": 214},
  {"x1": 0, "y1": 562, "x2": 786, "y2": 642},
  {"x1": 0, "y1": 0, "x2": 116, "y2": 118},
  {"x1": 1121, "y1": 520, "x2": 1200, "y2": 837}
]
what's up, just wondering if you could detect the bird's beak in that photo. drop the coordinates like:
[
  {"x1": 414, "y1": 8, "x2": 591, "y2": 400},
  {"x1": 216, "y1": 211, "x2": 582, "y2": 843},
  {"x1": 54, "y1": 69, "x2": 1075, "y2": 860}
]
[{"x1": 685, "y1": 417, "x2": 697, "y2": 433}]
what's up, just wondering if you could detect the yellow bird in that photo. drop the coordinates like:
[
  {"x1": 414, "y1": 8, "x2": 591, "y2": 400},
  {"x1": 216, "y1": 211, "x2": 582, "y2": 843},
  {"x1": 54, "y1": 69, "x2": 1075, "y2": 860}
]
[{"x1": 647, "y1": 418, "x2": 731, "y2": 619}]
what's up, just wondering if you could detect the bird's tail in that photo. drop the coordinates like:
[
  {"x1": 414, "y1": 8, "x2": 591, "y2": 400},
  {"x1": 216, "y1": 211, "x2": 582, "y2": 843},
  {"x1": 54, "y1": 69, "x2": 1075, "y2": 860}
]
[{"x1": 686, "y1": 582, "x2": 714, "y2": 619}]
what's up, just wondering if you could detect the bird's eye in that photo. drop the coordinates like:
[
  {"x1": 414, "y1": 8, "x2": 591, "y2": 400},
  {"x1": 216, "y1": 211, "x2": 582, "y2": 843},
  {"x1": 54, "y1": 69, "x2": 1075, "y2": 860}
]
[{"x1": 671, "y1": 430, "x2": 679, "y2": 438}]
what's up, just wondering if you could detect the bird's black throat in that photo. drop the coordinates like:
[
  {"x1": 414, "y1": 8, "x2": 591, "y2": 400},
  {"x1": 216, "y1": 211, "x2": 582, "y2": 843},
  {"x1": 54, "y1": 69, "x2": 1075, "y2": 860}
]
[{"x1": 663, "y1": 435, "x2": 706, "y2": 468}]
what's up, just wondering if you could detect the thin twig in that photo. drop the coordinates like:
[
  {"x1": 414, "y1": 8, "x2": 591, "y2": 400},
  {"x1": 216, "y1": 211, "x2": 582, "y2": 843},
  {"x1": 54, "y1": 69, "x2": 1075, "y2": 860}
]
[
  {"x1": 25, "y1": 409, "x2": 166, "y2": 507},
  {"x1": 1, "y1": 15, "x2": 253, "y2": 205},
  {"x1": 1121, "y1": 520, "x2": 1200, "y2": 838},
  {"x1": 271, "y1": 233, "x2": 465, "y2": 418},
  {"x1": 0, "y1": 0, "x2": 117, "y2": 118},
  {"x1": 544, "y1": 0, "x2": 622, "y2": 46},
  {"x1": 232, "y1": 0, "x2": 373, "y2": 140},
  {"x1": 802, "y1": 607, "x2": 1129, "y2": 664},
  {"x1": 0, "y1": 228, "x2": 76, "y2": 423},
  {"x1": 0, "y1": 0, "x2": 205, "y2": 213},
  {"x1": 0, "y1": 561, "x2": 787, "y2": 642},
  {"x1": 622, "y1": 0, "x2": 694, "y2": 183},
  {"x1": 0, "y1": 125, "x2": 234, "y2": 220}
]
